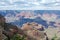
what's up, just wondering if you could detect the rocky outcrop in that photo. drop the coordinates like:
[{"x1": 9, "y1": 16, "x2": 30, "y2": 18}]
[
  {"x1": 0, "y1": 26, "x2": 7, "y2": 40},
  {"x1": 21, "y1": 22, "x2": 44, "y2": 31},
  {"x1": 0, "y1": 26, "x2": 3, "y2": 40},
  {"x1": 21, "y1": 22, "x2": 47, "y2": 40},
  {"x1": 0, "y1": 14, "x2": 47, "y2": 40}
]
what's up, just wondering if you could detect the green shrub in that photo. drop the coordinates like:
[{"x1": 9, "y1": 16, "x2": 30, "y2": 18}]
[
  {"x1": 5, "y1": 34, "x2": 26, "y2": 40},
  {"x1": 11, "y1": 34, "x2": 26, "y2": 40},
  {"x1": 51, "y1": 34, "x2": 57, "y2": 40}
]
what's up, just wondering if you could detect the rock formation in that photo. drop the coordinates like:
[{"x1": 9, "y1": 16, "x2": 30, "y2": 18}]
[{"x1": 21, "y1": 22, "x2": 47, "y2": 40}]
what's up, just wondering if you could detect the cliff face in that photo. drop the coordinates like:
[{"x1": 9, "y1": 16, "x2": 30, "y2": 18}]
[
  {"x1": 0, "y1": 26, "x2": 3, "y2": 40},
  {"x1": 21, "y1": 22, "x2": 46, "y2": 40},
  {"x1": 0, "y1": 21, "x2": 47, "y2": 40},
  {"x1": 21, "y1": 22, "x2": 44, "y2": 31},
  {"x1": 0, "y1": 26, "x2": 7, "y2": 40},
  {"x1": 0, "y1": 22, "x2": 47, "y2": 40}
]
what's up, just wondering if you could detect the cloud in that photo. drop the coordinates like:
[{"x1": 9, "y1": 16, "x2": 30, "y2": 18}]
[
  {"x1": 0, "y1": 0, "x2": 60, "y2": 7},
  {"x1": 40, "y1": 0, "x2": 56, "y2": 3},
  {"x1": 56, "y1": 0, "x2": 60, "y2": 2}
]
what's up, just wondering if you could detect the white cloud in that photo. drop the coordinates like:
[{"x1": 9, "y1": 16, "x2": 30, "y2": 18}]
[
  {"x1": 40, "y1": 0, "x2": 56, "y2": 3},
  {"x1": 32, "y1": 2, "x2": 40, "y2": 5},
  {"x1": 0, "y1": 0, "x2": 60, "y2": 6},
  {"x1": 8, "y1": 0, "x2": 25, "y2": 4},
  {"x1": 1, "y1": 2, "x2": 6, "y2": 4},
  {"x1": 56, "y1": 0, "x2": 60, "y2": 2}
]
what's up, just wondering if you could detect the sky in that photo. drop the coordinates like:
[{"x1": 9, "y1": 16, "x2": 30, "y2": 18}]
[
  {"x1": 0, "y1": 0, "x2": 60, "y2": 6},
  {"x1": 0, "y1": 0, "x2": 60, "y2": 10}
]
